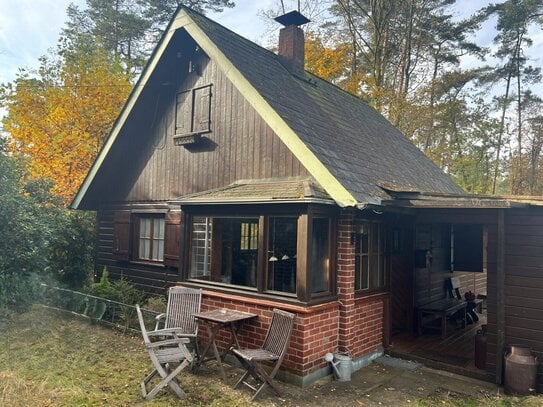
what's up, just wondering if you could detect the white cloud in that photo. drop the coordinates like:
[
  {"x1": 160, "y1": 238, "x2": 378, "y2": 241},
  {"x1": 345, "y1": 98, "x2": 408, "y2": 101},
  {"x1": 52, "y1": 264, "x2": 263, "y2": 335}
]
[{"x1": 0, "y1": 0, "x2": 82, "y2": 82}]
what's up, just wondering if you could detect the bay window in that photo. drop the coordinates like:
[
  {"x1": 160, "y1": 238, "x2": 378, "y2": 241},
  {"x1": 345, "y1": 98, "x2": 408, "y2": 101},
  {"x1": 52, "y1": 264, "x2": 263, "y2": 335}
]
[{"x1": 185, "y1": 206, "x2": 336, "y2": 302}]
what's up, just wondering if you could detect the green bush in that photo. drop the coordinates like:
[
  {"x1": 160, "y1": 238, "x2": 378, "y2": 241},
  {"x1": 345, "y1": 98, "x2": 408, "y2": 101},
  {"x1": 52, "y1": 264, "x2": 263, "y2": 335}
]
[
  {"x1": 89, "y1": 268, "x2": 146, "y2": 331},
  {"x1": 89, "y1": 268, "x2": 145, "y2": 305},
  {"x1": 89, "y1": 267, "x2": 116, "y2": 299},
  {"x1": 0, "y1": 150, "x2": 95, "y2": 316}
]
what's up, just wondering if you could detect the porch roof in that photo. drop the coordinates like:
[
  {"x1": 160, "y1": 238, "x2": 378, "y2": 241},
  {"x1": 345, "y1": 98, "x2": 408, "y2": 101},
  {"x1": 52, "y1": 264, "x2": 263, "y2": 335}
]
[
  {"x1": 381, "y1": 191, "x2": 543, "y2": 209},
  {"x1": 172, "y1": 177, "x2": 335, "y2": 206}
]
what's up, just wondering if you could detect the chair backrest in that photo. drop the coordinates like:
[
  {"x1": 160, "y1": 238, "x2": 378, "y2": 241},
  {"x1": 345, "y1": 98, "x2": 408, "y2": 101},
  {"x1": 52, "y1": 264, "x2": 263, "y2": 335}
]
[
  {"x1": 262, "y1": 309, "x2": 296, "y2": 359},
  {"x1": 164, "y1": 287, "x2": 202, "y2": 334},
  {"x1": 447, "y1": 277, "x2": 462, "y2": 300},
  {"x1": 136, "y1": 304, "x2": 151, "y2": 345}
]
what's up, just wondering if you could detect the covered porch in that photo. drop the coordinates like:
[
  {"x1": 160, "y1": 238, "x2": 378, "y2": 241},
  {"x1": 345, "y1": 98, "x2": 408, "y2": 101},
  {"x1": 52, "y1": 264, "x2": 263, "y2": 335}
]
[
  {"x1": 383, "y1": 192, "x2": 543, "y2": 392},
  {"x1": 388, "y1": 312, "x2": 491, "y2": 381}
]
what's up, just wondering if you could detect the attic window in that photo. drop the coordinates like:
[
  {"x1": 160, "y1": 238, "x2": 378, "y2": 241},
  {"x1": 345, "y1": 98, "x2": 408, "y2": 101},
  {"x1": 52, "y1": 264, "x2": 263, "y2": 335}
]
[{"x1": 174, "y1": 84, "x2": 212, "y2": 145}]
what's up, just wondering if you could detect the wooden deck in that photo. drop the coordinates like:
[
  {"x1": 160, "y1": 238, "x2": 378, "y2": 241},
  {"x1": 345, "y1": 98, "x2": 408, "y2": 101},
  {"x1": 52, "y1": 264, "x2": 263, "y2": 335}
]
[{"x1": 386, "y1": 313, "x2": 494, "y2": 382}]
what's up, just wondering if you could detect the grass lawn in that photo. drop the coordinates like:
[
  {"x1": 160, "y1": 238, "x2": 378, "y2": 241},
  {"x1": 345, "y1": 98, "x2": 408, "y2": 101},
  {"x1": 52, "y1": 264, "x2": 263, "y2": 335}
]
[
  {"x1": 0, "y1": 306, "x2": 257, "y2": 406},
  {"x1": 1, "y1": 305, "x2": 542, "y2": 407}
]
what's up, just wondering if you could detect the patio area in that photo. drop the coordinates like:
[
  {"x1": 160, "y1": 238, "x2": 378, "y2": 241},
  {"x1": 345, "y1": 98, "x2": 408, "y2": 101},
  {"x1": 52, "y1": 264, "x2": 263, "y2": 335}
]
[
  {"x1": 2, "y1": 305, "x2": 541, "y2": 406},
  {"x1": 387, "y1": 314, "x2": 493, "y2": 382}
]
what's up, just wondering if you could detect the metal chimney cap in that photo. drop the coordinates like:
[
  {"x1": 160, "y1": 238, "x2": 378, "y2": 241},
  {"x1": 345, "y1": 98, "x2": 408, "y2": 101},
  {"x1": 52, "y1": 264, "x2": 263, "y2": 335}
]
[{"x1": 274, "y1": 10, "x2": 310, "y2": 27}]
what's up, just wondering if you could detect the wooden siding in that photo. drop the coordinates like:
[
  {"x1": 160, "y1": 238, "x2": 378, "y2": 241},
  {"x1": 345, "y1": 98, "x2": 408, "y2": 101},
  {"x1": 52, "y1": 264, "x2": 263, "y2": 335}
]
[
  {"x1": 504, "y1": 208, "x2": 543, "y2": 392},
  {"x1": 91, "y1": 31, "x2": 308, "y2": 205},
  {"x1": 96, "y1": 209, "x2": 179, "y2": 294},
  {"x1": 91, "y1": 31, "x2": 309, "y2": 293}
]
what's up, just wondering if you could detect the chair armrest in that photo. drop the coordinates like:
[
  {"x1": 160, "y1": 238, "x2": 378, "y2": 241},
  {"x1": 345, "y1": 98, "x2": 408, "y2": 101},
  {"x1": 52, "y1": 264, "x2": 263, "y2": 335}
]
[
  {"x1": 146, "y1": 337, "x2": 190, "y2": 348},
  {"x1": 154, "y1": 313, "x2": 166, "y2": 331},
  {"x1": 148, "y1": 328, "x2": 188, "y2": 337}
]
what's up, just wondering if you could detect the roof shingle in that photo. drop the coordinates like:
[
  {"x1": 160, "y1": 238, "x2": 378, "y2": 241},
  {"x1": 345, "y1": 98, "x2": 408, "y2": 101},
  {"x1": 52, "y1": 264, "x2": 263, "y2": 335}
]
[{"x1": 185, "y1": 8, "x2": 464, "y2": 205}]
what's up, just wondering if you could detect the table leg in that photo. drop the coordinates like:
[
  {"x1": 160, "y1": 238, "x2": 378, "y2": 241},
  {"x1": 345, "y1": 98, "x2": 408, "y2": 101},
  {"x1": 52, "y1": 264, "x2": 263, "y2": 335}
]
[
  {"x1": 230, "y1": 321, "x2": 241, "y2": 349},
  {"x1": 441, "y1": 313, "x2": 447, "y2": 339},
  {"x1": 194, "y1": 324, "x2": 227, "y2": 382}
]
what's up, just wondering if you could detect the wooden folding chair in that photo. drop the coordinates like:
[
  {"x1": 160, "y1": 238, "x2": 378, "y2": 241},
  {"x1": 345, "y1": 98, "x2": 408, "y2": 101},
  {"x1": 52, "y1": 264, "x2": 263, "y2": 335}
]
[
  {"x1": 231, "y1": 308, "x2": 295, "y2": 401},
  {"x1": 136, "y1": 304, "x2": 193, "y2": 400},
  {"x1": 154, "y1": 287, "x2": 202, "y2": 361}
]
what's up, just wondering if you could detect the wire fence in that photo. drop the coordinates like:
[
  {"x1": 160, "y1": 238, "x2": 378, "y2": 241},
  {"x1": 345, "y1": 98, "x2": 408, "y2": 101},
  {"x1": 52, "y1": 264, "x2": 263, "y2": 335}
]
[{"x1": 39, "y1": 283, "x2": 159, "y2": 334}]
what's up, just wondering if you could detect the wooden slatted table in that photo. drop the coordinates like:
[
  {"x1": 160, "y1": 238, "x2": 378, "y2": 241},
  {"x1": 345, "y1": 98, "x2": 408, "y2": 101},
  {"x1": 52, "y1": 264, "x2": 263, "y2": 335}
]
[
  {"x1": 417, "y1": 299, "x2": 467, "y2": 339},
  {"x1": 193, "y1": 308, "x2": 257, "y2": 382}
]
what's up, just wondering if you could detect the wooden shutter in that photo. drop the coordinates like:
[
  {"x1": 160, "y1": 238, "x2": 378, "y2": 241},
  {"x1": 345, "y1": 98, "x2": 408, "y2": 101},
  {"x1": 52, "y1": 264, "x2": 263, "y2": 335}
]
[
  {"x1": 175, "y1": 90, "x2": 192, "y2": 135},
  {"x1": 164, "y1": 211, "x2": 182, "y2": 267},
  {"x1": 113, "y1": 211, "x2": 131, "y2": 260},
  {"x1": 193, "y1": 84, "x2": 212, "y2": 133}
]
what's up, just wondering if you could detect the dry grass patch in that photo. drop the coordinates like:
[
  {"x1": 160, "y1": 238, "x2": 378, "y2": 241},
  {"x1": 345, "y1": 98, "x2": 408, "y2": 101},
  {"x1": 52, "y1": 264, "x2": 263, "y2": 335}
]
[{"x1": 0, "y1": 370, "x2": 53, "y2": 406}]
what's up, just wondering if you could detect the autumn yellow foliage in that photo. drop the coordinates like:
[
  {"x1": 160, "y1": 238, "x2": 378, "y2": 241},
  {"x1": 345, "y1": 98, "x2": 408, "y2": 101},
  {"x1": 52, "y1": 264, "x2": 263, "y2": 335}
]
[{"x1": 2, "y1": 47, "x2": 131, "y2": 205}]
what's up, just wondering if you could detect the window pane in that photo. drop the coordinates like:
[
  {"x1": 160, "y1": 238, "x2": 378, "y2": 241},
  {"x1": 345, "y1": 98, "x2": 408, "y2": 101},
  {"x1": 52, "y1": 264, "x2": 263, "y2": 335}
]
[
  {"x1": 361, "y1": 231, "x2": 369, "y2": 253},
  {"x1": 220, "y1": 218, "x2": 258, "y2": 287},
  {"x1": 189, "y1": 217, "x2": 258, "y2": 288},
  {"x1": 311, "y1": 218, "x2": 330, "y2": 294},
  {"x1": 140, "y1": 218, "x2": 150, "y2": 239},
  {"x1": 138, "y1": 217, "x2": 156, "y2": 260},
  {"x1": 143, "y1": 238, "x2": 150, "y2": 260},
  {"x1": 267, "y1": 217, "x2": 297, "y2": 294},
  {"x1": 155, "y1": 218, "x2": 165, "y2": 239},
  {"x1": 156, "y1": 239, "x2": 164, "y2": 262},
  {"x1": 190, "y1": 217, "x2": 212, "y2": 278},
  {"x1": 152, "y1": 218, "x2": 165, "y2": 261},
  {"x1": 370, "y1": 253, "x2": 379, "y2": 290},
  {"x1": 361, "y1": 256, "x2": 369, "y2": 289}
]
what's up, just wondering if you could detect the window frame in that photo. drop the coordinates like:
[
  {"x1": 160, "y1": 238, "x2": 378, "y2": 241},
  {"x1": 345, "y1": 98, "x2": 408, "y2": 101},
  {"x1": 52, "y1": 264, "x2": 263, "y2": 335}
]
[
  {"x1": 354, "y1": 220, "x2": 388, "y2": 294},
  {"x1": 265, "y1": 215, "x2": 299, "y2": 297},
  {"x1": 188, "y1": 215, "x2": 260, "y2": 288},
  {"x1": 133, "y1": 213, "x2": 166, "y2": 263}
]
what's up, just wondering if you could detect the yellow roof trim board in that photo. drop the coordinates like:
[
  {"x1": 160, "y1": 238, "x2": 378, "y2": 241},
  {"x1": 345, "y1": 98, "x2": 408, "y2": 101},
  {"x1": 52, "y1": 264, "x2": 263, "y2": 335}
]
[
  {"x1": 178, "y1": 12, "x2": 357, "y2": 207},
  {"x1": 72, "y1": 9, "x2": 358, "y2": 208}
]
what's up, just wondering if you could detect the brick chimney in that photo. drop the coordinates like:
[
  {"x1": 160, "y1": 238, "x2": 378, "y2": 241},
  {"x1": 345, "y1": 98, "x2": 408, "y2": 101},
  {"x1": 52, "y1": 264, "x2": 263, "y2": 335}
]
[{"x1": 274, "y1": 11, "x2": 310, "y2": 74}]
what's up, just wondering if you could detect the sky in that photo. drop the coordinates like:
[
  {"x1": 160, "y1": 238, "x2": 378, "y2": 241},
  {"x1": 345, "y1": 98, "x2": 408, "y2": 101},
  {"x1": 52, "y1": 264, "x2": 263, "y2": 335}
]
[
  {"x1": 0, "y1": 0, "x2": 542, "y2": 92},
  {"x1": 0, "y1": 0, "x2": 278, "y2": 85}
]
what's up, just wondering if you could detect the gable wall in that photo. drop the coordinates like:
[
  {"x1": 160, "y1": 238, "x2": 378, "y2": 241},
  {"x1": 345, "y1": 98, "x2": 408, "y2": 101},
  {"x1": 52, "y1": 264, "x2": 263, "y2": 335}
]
[{"x1": 121, "y1": 46, "x2": 308, "y2": 203}]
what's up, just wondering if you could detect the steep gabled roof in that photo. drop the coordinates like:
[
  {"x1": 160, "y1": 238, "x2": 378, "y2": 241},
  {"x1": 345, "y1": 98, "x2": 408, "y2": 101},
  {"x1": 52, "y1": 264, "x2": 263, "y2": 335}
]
[{"x1": 72, "y1": 6, "x2": 463, "y2": 209}]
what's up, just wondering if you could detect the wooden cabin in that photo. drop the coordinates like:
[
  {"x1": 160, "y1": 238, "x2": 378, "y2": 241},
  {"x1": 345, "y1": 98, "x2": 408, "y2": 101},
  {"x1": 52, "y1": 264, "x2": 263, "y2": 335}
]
[{"x1": 72, "y1": 6, "x2": 543, "y2": 390}]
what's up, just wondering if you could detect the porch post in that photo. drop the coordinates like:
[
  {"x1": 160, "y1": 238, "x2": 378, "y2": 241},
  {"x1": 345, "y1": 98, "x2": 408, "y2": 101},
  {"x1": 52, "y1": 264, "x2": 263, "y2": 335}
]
[
  {"x1": 496, "y1": 209, "x2": 505, "y2": 384},
  {"x1": 337, "y1": 208, "x2": 356, "y2": 353}
]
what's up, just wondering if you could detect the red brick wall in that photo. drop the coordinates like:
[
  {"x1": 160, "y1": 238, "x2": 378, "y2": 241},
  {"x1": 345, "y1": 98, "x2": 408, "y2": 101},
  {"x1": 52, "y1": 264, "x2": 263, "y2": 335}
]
[
  {"x1": 335, "y1": 208, "x2": 385, "y2": 358},
  {"x1": 199, "y1": 291, "x2": 340, "y2": 378},
  {"x1": 337, "y1": 209, "x2": 356, "y2": 353},
  {"x1": 350, "y1": 295, "x2": 385, "y2": 355}
]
